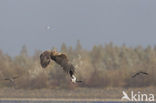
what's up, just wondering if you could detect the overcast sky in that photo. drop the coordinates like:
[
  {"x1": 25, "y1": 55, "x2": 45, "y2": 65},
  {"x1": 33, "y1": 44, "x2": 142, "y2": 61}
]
[{"x1": 0, "y1": 0, "x2": 156, "y2": 56}]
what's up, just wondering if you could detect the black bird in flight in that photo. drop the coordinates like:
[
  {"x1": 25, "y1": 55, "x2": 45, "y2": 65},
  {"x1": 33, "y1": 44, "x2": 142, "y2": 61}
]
[{"x1": 132, "y1": 71, "x2": 148, "y2": 78}]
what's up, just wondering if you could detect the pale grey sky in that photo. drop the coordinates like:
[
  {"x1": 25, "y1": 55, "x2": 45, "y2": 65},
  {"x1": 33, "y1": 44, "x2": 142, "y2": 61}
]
[{"x1": 0, "y1": 0, "x2": 156, "y2": 56}]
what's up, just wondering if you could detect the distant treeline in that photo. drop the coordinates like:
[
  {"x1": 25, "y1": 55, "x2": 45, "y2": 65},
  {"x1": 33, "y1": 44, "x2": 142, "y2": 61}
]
[{"x1": 0, "y1": 41, "x2": 156, "y2": 89}]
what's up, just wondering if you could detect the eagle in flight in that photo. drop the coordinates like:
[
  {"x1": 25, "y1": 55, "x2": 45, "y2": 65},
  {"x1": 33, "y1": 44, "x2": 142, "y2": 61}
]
[{"x1": 40, "y1": 50, "x2": 81, "y2": 83}]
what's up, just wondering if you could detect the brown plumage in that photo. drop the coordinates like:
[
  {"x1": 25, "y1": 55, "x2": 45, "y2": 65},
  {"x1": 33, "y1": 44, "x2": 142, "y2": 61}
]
[{"x1": 40, "y1": 50, "x2": 81, "y2": 83}]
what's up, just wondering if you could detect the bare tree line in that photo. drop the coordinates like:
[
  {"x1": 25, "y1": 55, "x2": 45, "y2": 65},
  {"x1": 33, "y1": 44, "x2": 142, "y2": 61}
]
[{"x1": 0, "y1": 41, "x2": 156, "y2": 89}]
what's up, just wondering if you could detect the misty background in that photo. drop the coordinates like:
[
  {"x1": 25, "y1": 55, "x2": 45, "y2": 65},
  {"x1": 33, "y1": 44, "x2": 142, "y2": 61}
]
[{"x1": 0, "y1": 0, "x2": 156, "y2": 56}]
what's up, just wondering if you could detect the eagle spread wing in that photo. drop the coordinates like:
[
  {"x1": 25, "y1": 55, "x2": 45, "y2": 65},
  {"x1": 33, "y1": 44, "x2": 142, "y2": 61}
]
[
  {"x1": 57, "y1": 53, "x2": 68, "y2": 60},
  {"x1": 40, "y1": 51, "x2": 51, "y2": 68}
]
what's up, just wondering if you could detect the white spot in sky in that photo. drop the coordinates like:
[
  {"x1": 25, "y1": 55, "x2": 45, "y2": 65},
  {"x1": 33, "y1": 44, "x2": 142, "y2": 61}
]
[
  {"x1": 46, "y1": 26, "x2": 56, "y2": 31},
  {"x1": 47, "y1": 26, "x2": 51, "y2": 30}
]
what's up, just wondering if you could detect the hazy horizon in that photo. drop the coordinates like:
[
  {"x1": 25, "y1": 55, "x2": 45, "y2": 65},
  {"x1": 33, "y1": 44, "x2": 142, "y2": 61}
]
[{"x1": 0, "y1": 0, "x2": 156, "y2": 56}]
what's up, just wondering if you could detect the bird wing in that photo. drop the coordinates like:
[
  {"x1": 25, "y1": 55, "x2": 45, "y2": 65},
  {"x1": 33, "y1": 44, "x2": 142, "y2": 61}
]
[
  {"x1": 53, "y1": 53, "x2": 69, "y2": 66},
  {"x1": 56, "y1": 53, "x2": 68, "y2": 61},
  {"x1": 132, "y1": 71, "x2": 148, "y2": 78},
  {"x1": 40, "y1": 51, "x2": 51, "y2": 68},
  {"x1": 54, "y1": 54, "x2": 69, "y2": 68},
  {"x1": 54, "y1": 54, "x2": 75, "y2": 74},
  {"x1": 140, "y1": 72, "x2": 148, "y2": 75},
  {"x1": 132, "y1": 73, "x2": 138, "y2": 78},
  {"x1": 4, "y1": 78, "x2": 10, "y2": 80}
]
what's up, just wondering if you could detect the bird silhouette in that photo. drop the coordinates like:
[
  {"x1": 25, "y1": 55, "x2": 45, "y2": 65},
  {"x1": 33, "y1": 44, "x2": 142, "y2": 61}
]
[
  {"x1": 132, "y1": 71, "x2": 148, "y2": 78},
  {"x1": 4, "y1": 76, "x2": 19, "y2": 88},
  {"x1": 4, "y1": 76, "x2": 19, "y2": 82}
]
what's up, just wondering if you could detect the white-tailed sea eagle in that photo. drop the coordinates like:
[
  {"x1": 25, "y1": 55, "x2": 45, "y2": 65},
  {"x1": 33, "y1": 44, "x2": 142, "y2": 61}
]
[{"x1": 40, "y1": 50, "x2": 82, "y2": 83}]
